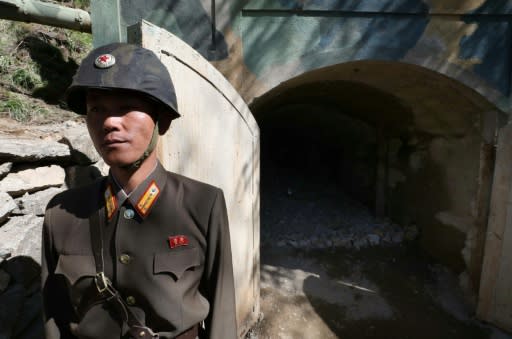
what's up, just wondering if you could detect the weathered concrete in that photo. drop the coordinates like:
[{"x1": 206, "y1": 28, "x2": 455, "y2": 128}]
[
  {"x1": 0, "y1": 165, "x2": 65, "y2": 197},
  {"x1": 478, "y1": 122, "x2": 512, "y2": 333}
]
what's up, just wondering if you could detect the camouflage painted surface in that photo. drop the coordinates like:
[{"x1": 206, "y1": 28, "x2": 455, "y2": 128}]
[{"x1": 91, "y1": 0, "x2": 512, "y2": 111}]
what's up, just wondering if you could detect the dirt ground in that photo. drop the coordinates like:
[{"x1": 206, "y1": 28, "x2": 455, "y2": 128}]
[
  {"x1": 250, "y1": 143, "x2": 512, "y2": 339},
  {"x1": 246, "y1": 244, "x2": 512, "y2": 339}
]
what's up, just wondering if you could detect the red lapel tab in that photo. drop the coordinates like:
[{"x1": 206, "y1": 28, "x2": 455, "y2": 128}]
[
  {"x1": 104, "y1": 184, "x2": 117, "y2": 220},
  {"x1": 169, "y1": 235, "x2": 189, "y2": 249},
  {"x1": 135, "y1": 180, "x2": 160, "y2": 217}
]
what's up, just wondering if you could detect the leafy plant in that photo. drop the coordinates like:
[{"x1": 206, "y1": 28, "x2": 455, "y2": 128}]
[
  {"x1": 0, "y1": 95, "x2": 52, "y2": 122},
  {"x1": 0, "y1": 55, "x2": 11, "y2": 74},
  {"x1": 12, "y1": 67, "x2": 42, "y2": 91},
  {"x1": 0, "y1": 97, "x2": 31, "y2": 122}
]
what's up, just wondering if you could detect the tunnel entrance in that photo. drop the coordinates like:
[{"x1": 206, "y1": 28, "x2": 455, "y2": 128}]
[
  {"x1": 251, "y1": 60, "x2": 501, "y2": 285},
  {"x1": 258, "y1": 102, "x2": 412, "y2": 250},
  {"x1": 246, "y1": 60, "x2": 512, "y2": 337}
]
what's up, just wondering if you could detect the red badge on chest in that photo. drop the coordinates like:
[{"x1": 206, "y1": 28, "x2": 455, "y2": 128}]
[{"x1": 169, "y1": 235, "x2": 189, "y2": 249}]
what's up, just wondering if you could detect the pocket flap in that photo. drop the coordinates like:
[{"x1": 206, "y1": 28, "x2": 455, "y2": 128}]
[
  {"x1": 55, "y1": 255, "x2": 96, "y2": 285},
  {"x1": 154, "y1": 248, "x2": 201, "y2": 280}
]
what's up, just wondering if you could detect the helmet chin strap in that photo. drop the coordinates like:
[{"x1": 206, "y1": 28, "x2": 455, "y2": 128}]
[{"x1": 121, "y1": 120, "x2": 159, "y2": 170}]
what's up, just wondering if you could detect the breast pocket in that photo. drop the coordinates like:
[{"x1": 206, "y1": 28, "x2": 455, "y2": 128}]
[
  {"x1": 55, "y1": 254, "x2": 96, "y2": 286},
  {"x1": 153, "y1": 247, "x2": 202, "y2": 281}
]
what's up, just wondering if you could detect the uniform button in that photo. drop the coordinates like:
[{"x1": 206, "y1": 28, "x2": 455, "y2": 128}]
[
  {"x1": 124, "y1": 208, "x2": 135, "y2": 219},
  {"x1": 126, "y1": 296, "x2": 136, "y2": 305},
  {"x1": 119, "y1": 254, "x2": 131, "y2": 264}
]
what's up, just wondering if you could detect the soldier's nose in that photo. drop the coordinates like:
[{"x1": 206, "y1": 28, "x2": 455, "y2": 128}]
[{"x1": 103, "y1": 116, "x2": 121, "y2": 133}]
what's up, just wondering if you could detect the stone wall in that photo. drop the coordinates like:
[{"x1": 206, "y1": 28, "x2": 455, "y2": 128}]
[{"x1": 0, "y1": 120, "x2": 107, "y2": 339}]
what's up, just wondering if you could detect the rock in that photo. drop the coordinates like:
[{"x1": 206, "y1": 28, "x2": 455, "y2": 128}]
[
  {"x1": 13, "y1": 187, "x2": 64, "y2": 216},
  {"x1": 333, "y1": 237, "x2": 351, "y2": 248},
  {"x1": 0, "y1": 215, "x2": 44, "y2": 263},
  {"x1": 367, "y1": 234, "x2": 381, "y2": 246},
  {"x1": 353, "y1": 237, "x2": 368, "y2": 250},
  {"x1": 0, "y1": 251, "x2": 11, "y2": 265},
  {"x1": 65, "y1": 160, "x2": 109, "y2": 189},
  {"x1": 0, "y1": 269, "x2": 10, "y2": 292},
  {"x1": 11, "y1": 290, "x2": 43, "y2": 339},
  {"x1": 0, "y1": 165, "x2": 65, "y2": 197},
  {"x1": 299, "y1": 239, "x2": 310, "y2": 248},
  {"x1": 0, "y1": 284, "x2": 25, "y2": 338},
  {"x1": 381, "y1": 233, "x2": 392, "y2": 244},
  {"x1": 0, "y1": 137, "x2": 71, "y2": 163},
  {"x1": 0, "y1": 162, "x2": 12, "y2": 179},
  {"x1": 405, "y1": 225, "x2": 419, "y2": 241},
  {"x1": 392, "y1": 231, "x2": 404, "y2": 244},
  {"x1": 0, "y1": 191, "x2": 16, "y2": 224},
  {"x1": 60, "y1": 124, "x2": 101, "y2": 164},
  {"x1": 2, "y1": 256, "x2": 41, "y2": 292},
  {"x1": 288, "y1": 240, "x2": 298, "y2": 248}
]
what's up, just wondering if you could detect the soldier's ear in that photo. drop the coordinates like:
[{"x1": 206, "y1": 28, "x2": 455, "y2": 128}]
[{"x1": 158, "y1": 111, "x2": 172, "y2": 135}]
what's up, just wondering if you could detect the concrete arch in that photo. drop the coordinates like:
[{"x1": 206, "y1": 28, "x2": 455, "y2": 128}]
[
  {"x1": 248, "y1": 55, "x2": 510, "y2": 115},
  {"x1": 251, "y1": 60, "x2": 502, "y2": 287},
  {"x1": 252, "y1": 60, "x2": 503, "y2": 134}
]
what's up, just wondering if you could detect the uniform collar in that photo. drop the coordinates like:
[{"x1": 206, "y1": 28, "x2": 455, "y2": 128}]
[{"x1": 104, "y1": 161, "x2": 167, "y2": 220}]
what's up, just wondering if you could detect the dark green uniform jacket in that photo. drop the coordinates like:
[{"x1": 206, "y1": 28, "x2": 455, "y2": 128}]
[{"x1": 42, "y1": 162, "x2": 237, "y2": 339}]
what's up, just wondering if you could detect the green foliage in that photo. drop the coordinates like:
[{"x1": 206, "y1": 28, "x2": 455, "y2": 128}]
[
  {"x1": 11, "y1": 22, "x2": 33, "y2": 41},
  {"x1": 12, "y1": 67, "x2": 42, "y2": 91},
  {"x1": 0, "y1": 17, "x2": 92, "y2": 124},
  {"x1": 66, "y1": 30, "x2": 93, "y2": 58},
  {"x1": 73, "y1": 0, "x2": 90, "y2": 10},
  {"x1": 0, "y1": 94, "x2": 50, "y2": 122},
  {"x1": 0, "y1": 55, "x2": 11, "y2": 74},
  {"x1": 0, "y1": 96, "x2": 31, "y2": 122}
]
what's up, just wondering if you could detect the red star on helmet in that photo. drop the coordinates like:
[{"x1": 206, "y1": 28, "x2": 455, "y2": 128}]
[{"x1": 99, "y1": 55, "x2": 110, "y2": 63}]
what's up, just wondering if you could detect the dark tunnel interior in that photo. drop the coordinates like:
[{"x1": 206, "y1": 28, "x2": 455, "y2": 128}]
[{"x1": 256, "y1": 102, "x2": 385, "y2": 245}]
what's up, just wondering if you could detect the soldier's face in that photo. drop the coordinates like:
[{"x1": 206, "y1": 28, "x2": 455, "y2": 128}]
[{"x1": 85, "y1": 89, "x2": 157, "y2": 168}]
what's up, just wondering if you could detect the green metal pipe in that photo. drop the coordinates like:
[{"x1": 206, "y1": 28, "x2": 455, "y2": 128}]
[{"x1": 0, "y1": 0, "x2": 91, "y2": 32}]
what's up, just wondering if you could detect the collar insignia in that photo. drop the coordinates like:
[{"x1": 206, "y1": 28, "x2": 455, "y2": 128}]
[
  {"x1": 104, "y1": 184, "x2": 118, "y2": 220},
  {"x1": 135, "y1": 180, "x2": 160, "y2": 217},
  {"x1": 169, "y1": 235, "x2": 189, "y2": 249},
  {"x1": 95, "y1": 54, "x2": 116, "y2": 69}
]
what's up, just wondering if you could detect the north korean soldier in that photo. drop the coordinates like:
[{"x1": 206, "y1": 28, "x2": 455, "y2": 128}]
[{"x1": 41, "y1": 43, "x2": 238, "y2": 339}]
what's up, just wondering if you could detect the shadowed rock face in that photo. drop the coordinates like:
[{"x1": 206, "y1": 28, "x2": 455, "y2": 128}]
[{"x1": 0, "y1": 121, "x2": 106, "y2": 338}]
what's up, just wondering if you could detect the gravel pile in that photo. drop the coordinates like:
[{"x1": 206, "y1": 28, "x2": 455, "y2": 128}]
[{"x1": 261, "y1": 177, "x2": 418, "y2": 250}]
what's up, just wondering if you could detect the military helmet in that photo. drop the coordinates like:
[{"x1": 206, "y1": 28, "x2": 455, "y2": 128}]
[{"x1": 66, "y1": 43, "x2": 180, "y2": 119}]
